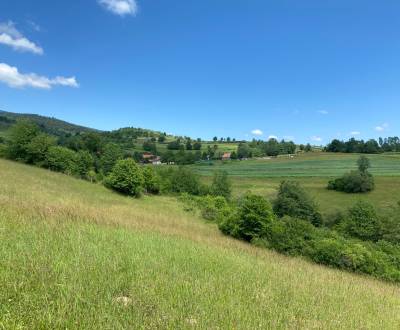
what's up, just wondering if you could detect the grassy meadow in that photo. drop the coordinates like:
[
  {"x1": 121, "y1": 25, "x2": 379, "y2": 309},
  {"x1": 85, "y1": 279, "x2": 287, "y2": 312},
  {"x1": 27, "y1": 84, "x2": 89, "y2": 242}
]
[
  {"x1": 1, "y1": 158, "x2": 400, "y2": 329},
  {"x1": 193, "y1": 152, "x2": 400, "y2": 177},
  {"x1": 194, "y1": 152, "x2": 400, "y2": 214}
]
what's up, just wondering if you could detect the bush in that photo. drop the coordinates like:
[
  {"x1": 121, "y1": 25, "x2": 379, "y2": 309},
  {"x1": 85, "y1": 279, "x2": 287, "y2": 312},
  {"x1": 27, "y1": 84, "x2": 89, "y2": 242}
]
[
  {"x1": 159, "y1": 167, "x2": 203, "y2": 195},
  {"x1": 311, "y1": 238, "x2": 347, "y2": 267},
  {"x1": 265, "y1": 217, "x2": 316, "y2": 256},
  {"x1": 273, "y1": 181, "x2": 322, "y2": 227},
  {"x1": 210, "y1": 170, "x2": 232, "y2": 199},
  {"x1": 328, "y1": 171, "x2": 374, "y2": 193},
  {"x1": 219, "y1": 193, "x2": 275, "y2": 241},
  {"x1": 341, "y1": 201, "x2": 382, "y2": 242},
  {"x1": 328, "y1": 156, "x2": 375, "y2": 193},
  {"x1": 142, "y1": 166, "x2": 161, "y2": 194},
  {"x1": 105, "y1": 159, "x2": 144, "y2": 197},
  {"x1": 45, "y1": 146, "x2": 79, "y2": 175},
  {"x1": 198, "y1": 195, "x2": 233, "y2": 221},
  {"x1": 380, "y1": 204, "x2": 400, "y2": 244}
]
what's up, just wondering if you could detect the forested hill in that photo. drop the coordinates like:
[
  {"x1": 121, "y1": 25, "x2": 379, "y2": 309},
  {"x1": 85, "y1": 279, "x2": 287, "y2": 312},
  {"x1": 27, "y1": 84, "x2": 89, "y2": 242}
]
[{"x1": 0, "y1": 110, "x2": 99, "y2": 137}]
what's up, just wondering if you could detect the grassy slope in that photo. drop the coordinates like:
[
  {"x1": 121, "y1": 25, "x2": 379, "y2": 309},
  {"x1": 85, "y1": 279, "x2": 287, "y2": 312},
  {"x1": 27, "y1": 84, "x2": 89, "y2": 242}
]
[{"x1": 1, "y1": 159, "x2": 400, "y2": 329}]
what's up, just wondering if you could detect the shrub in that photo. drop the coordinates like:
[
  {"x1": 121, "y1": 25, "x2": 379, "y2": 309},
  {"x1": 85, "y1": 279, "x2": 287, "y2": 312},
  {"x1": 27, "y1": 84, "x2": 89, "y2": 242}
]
[
  {"x1": 159, "y1": 167, "x2": 203, "y2": 195},
  {"x1": 0, "y1": 143, "x2": 6, "y2": 157},
  {"x1": 219, "y1": 193, "x2": 275, "y2": 241},
  {"x1": 142, "y1": 166, "x2": 161, "y2": 194},
  {"x1": 341, "y1": 201, "x2": 382, "y2": 242},
  {"x1": 380, "y1": 204, "x2": 400, "y2": 244},
  {"x1": 198, "y1": 195, "x2": 233, "y2": 222},
  {"x1": 328, "y1": 156, "x2": 375, "y2": 193},
  {"x1": 328, "y1": 171, "x2": 374, "y2": 193},
  {"x1": 210, "y1": 170, "x2": 232, "y2": 199},
  {"x1": 45, "y1": 146, "x2": 79, "y2": 175},
  {"x1": 311, "y1": 238, "x2": 346, "y2": 267},
  {"x1": 273, "y1": 181, "x2": 322, "y2": 226},
  {"x1": 265, "y1": 217, "x2": 316, "y2": 256},
  {"x1": 105, "y1": 159, "x2": 144, "y2": 197}
]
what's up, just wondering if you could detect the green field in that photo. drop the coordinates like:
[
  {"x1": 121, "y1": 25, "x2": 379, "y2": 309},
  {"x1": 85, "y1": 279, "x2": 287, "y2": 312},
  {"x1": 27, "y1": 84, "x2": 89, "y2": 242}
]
[
  {"x1": 134, "y1": 137, "x2": 238, "y2": 154},
  {"x1": 2, "y1": 158, "x2": 400, "y2": 328},
  {"x1": 194, "y1": 152, "x2": 400, "y2": 214},
  {"x1": 193, "y1": 152, "x2": 400, "y2": 177}
]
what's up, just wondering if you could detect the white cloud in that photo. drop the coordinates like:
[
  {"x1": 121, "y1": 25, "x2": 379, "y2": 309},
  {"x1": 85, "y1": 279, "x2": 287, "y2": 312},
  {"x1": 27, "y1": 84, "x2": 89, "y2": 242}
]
[
  {"x1": 0, "y1": 63, "x2": 79, "y2": 89},
  {"x1": 311, "y1": 136, "x2": 322, "y2": 142},
  {"x1": 318, "y1": 110, "x2": 329, "y2": 115},
  {"x1": 0, "y1": 21, "x2": 43, "y2": 55},
  {"x1": 375, "y1": 123, "x2": 389, "y2": 132},
  {"x1": 251, "y1": 129, "x2": 263, "y2": 136},
  {"x1": 268, "y1": 135, "x2": 278, "y2": 140},
  {"x1": 283, "y1": 135, "x2": 294, "y2": 141},
  {"x1": 99, "y1": 0, "x2": 138, "y2": 16},
  {"x1": 350, "y1": 131, "x2": 361, "y2": 136}
]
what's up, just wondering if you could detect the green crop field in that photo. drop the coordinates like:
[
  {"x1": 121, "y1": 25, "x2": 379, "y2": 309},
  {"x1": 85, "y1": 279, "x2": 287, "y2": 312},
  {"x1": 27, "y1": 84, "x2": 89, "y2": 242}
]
[
  {"x1": 2, "y1": 158, "x2": 400, "y2": 329},
  {"x1": 194, "y1": 152, "x2": 400, "y2": 215},
  {"x1": 134, "y1": 139, "x2": 238, "y2": 154},
  {"x1": 192, "y1": 152, "x2": 400, "y2": 177}
]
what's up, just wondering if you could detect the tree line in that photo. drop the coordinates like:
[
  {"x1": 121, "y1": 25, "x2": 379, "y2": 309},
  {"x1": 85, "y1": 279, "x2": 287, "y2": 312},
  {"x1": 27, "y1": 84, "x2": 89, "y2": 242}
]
[{"x1": 325, "y1": 137, "x2": 400, "y2": 154}]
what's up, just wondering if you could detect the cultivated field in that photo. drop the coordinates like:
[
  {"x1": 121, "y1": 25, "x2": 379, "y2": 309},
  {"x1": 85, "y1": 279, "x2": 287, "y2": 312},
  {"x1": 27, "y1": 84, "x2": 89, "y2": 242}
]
[
  {"x1": 193, "y1": 152, "x2": 400, "y2": 177},
  {"x1": 193, "y1": 152, "x2": 400, "y2": 214},
  {"x1": 1, "y1": 158, "x2": 400, "y2": 329}
]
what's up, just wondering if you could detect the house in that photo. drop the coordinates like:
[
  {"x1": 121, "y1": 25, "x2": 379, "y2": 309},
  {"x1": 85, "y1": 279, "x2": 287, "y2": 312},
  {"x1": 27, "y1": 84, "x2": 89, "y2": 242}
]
[
  {"x1": 221, "y1": 152, "x2": 231, "y2": 161},
  {"x1": 142, "y1": 153, "x2": 155, "y2": 163}
]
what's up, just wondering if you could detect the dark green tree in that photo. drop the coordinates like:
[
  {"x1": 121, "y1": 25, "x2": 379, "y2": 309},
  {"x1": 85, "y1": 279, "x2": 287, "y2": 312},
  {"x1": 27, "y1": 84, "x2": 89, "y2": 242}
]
[
  {"x1": 100, "y1": 143, "x2": 124, "y2": 175},
  {"x1": 273, "y1": 181, "x2": 322, "y2": 227},
  {"x1": 105, "y1": 159, "x2": 144, "y2": 197}
]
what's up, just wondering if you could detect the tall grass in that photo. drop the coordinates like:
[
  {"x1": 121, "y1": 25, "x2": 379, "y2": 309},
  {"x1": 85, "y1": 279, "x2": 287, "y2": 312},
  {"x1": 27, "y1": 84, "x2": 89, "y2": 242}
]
[{"x1": 1, "y1": 159, "x2": 400, "y2": 329}]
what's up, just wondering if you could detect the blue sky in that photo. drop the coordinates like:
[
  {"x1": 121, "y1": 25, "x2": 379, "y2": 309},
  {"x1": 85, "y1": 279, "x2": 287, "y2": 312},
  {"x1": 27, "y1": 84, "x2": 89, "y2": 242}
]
[{"x1": 0, "y1": 0, "x2": 399, "y2": 143}]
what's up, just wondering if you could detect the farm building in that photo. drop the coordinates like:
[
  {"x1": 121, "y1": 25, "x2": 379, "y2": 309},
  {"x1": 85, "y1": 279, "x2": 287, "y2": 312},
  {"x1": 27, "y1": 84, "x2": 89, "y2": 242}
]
[{"x1": 222, "y1": 152, "x2": 231, "y2": 161}]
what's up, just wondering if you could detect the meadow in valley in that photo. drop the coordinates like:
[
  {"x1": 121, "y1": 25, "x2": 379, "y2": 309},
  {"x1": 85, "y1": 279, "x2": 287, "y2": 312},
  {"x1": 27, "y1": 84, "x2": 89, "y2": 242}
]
[
  {"x1": 193, "y1": 152, "x2": 400, "y2": 212},
  {"x1": 1, "y1": 158, "x2": 400, "y2": 329}
]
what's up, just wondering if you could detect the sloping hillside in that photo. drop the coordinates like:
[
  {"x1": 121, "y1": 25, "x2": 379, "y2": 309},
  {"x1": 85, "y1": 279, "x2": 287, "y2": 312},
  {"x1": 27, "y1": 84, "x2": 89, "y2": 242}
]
[
  {"x1": 0, "y1": 110, "x2": 99, "y2": 137},
  {"x1": 1, "y1": 159, "x2": 400, "y2": 329}
]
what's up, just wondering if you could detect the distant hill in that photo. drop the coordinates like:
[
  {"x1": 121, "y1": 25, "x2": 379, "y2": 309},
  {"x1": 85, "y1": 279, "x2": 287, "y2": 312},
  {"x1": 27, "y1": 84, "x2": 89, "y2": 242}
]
[{"x1": 0, "y1": 110, "x2": 99, "y2": 137}]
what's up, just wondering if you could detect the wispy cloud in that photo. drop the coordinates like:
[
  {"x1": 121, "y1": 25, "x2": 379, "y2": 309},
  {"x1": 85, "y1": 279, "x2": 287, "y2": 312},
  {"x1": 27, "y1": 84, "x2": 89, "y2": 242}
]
[
  {"x1": 99, "y1": 0, "x2": 138, "y2": 16},
  {"x1": 350, "y1": 131, "x2": 361, "y2": 136},
  {"x1": 268, "y1": 135, "x2": 278, "y2": 140},
  {"x1": 0, "y1": 63, "x2": 78, "y2": 89},
  {"x1": 251, "y1": 129, "x2": 263, "y2": 136},
  {"x1": 375, "y1": 123, "x2": 389, "y2": 132},
  {"x1": 283, "y1": 135, "x2": 294, "y2": 141},
  {"x1": 311, "y1": 136, "x2": 322, "y2": 142},
  {"x1": 317, "y1": 110, "x2": 329, "y2": 115},
  {"x1": 0, "y1": 21, "x2": 43, "y2": 55}
]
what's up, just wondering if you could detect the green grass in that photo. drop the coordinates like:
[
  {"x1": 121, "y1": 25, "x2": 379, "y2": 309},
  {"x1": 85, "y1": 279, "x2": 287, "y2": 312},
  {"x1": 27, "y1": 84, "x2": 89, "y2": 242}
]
[
  {"x1": 133, "y1": 138, "x2": 238, "y2": 154},
  {"x1": 192, "y1": 152, "x2": 400, "y2": 177},
  {"x1": 1, "y1": 159, "x2": 400, "y2": 329},
  {"x1": 196, "y1": 152, "x2": 400, "y2": 215}
]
